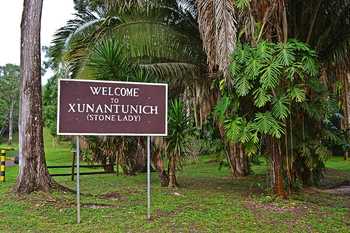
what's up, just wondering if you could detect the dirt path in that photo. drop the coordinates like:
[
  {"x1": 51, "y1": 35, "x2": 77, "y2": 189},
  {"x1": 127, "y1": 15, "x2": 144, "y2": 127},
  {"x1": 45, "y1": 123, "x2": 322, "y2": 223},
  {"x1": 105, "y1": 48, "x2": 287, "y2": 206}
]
[{"x1": 323, "y1": 186, "x2": 350, "y2": 195}]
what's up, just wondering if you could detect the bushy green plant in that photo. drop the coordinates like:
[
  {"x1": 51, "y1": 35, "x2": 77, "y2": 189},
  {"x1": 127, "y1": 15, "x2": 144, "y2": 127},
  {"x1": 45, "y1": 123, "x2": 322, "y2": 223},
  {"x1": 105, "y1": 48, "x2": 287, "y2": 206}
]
[
  {"x1": 164, "y1": 99, "x2": 194, "y2": 187},
  {"x1": 220, "y1": 40, "x2": 341, "y2": 195}
]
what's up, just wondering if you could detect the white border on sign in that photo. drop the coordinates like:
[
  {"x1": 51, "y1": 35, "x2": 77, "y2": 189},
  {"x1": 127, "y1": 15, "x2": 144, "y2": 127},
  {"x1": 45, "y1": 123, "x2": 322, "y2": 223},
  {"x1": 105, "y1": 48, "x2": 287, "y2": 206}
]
[{"x1": 57, "y1": 79, "x2": 168, "y2": 136}]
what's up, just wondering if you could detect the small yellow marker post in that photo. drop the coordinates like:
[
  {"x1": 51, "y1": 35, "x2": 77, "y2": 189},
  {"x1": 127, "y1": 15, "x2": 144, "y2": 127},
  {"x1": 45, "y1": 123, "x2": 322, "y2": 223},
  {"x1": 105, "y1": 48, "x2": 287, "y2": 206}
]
[{"x1": 0, "y1": 150, "x2": 6, "y2": 182}]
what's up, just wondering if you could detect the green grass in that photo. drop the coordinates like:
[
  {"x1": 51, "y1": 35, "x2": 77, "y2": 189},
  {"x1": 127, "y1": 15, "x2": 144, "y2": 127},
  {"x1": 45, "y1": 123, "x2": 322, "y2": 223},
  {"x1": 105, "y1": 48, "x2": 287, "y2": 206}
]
[
  {"x1": 0, "y1": 132, "x2": 19, "y2": 157},
  {"x1": 326, "y1": 156, "x2": 350, "y2": 173},
  {"x1": 0, "y1": 132, "x2": 349, "y2": 232}
]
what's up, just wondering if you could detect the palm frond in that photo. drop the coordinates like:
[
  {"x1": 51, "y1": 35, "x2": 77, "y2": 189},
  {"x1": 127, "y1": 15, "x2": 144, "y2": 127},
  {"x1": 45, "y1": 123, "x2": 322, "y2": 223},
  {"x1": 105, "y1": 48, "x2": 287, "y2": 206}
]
[
  {"x1": 275, "y1": 42, "x2": 296, "y2": 67},
  {"x1": 84, "y1": 38, "x2": 132, "y2": 81},
  {"x1": 235, "y1": 74, "x2": 252, "y2": 96},
  {"x1": 225, "y1": 116, "x2": 244, "y2": 142},
  {"x1": 260, "y1": 59, "x2": 282, "y2": 90},
  {"x1": 49, "y1": 9, "x2": 108, "y2": 66},
  {"x1": 196, "y1": 0, "x2": 237, "y2": 76},
  {"x1": 253, "y1": 88, "x2": 272, "y2": 108},
  {"x1": 254, "y1": 112, "x2": 285, "y2": 138},
  {"x1": 288, "y1": 85, "x2": 306, "y2": 103},
  {"x1": 272, "y1": 95, "x2": 290, "y2": 120},
  {"x1": 140, "y1": 62, "x2": 200, "y2": 82},
  {"x1": 214, "y1": 96, "x2": 232, "y2": 122}
]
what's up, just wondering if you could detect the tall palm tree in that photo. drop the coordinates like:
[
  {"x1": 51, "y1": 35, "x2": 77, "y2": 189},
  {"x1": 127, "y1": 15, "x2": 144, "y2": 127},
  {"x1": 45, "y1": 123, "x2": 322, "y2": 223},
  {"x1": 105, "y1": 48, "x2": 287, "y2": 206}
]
[
  {"x1": 193, "y1": 0, "x2": 253, "y2": 177},
  {"x1": 193, "y1": 0, "x2": 349, "y2": 194},
  {"x1": 49, "y1": 0, "x2": 206, "y2": 179},
  {"x1": 234, "y1": 0, "x2": 349, "y2": 194}
]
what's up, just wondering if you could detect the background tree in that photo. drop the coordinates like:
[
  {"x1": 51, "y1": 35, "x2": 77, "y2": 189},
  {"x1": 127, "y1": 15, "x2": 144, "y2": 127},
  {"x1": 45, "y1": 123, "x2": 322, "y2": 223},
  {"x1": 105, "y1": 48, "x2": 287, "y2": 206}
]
[
  {"x1": 14, "y1": 0, "x2": 52, "y2": 193},
  {"x1": 43, "y1": 74, "x2": 59, "y2": 138},
  {"x1": 287, "y1": 0, "x2": 350, "y2": 160},
  {"x1": 0, "y1": 64, "x2": 20, "y2": 144}
]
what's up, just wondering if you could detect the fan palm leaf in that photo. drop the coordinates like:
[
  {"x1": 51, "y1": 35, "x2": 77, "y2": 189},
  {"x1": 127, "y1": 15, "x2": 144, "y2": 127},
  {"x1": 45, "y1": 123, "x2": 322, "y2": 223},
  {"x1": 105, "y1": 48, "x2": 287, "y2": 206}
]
[{"x1": 50, "y1": 1, "x2": 205, "y2": 86}]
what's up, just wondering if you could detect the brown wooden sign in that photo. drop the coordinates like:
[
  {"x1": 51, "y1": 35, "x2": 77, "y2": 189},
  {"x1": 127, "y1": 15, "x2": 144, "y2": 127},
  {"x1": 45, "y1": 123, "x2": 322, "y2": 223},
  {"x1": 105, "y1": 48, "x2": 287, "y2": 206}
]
[{"x1": 57, "y1": 79, "x2": 168, "y2": 136}]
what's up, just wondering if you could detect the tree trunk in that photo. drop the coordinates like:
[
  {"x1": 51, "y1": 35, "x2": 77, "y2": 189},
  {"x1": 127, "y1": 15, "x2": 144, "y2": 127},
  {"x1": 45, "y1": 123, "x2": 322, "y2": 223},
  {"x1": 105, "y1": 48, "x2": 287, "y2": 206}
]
[
  {"x1": 152, "y1": 137, "x2": 169, "y2": 186},
  {"x1": 152, "y1": 149, "x2": 169, "y2": 187},
  {"x1": 101, "y1": 155, "x2": 115, "y2": 173},
  {"x1": 8, "y1": 101, "x2": 15, "y2": 145},
  {"x1": 134, "y1": 139, "x2": 147, "y2": 172},
  {"x1": 227, "y1": 143, "x2": 250, "y2": 177},
  {"x1": 168, "y1": 156, "x2": 177, "y2": 188},
  {"x1": 14, "y1": 0, "x2": 52, "y2": 193},
  {"x1": 268, "y1": 137, "x2": 286, "y2": 198},
  {"x1": 342, "y1": 72, "x2": 350, "y2": 160},
  {"x1": 218, "y1": 122, "x2": 249, "y2": 177}
]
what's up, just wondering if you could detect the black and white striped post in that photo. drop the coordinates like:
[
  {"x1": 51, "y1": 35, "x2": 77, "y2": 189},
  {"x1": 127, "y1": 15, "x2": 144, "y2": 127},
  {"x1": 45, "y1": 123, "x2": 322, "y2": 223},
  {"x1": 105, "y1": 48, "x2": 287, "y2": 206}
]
[{"x1": 0, "y1": 150, "x2": 6, "y2": 182}]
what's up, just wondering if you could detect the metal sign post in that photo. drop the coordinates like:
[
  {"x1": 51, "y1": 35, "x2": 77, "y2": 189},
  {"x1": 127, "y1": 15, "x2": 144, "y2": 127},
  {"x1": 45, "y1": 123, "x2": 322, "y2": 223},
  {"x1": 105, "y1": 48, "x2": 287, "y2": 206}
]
[
  {"x1": 147, "y1": 136, "x2": 151, "y2": 220},
  {"x1": 76, "y1": 136, "x2": 81, "y2": 224}
]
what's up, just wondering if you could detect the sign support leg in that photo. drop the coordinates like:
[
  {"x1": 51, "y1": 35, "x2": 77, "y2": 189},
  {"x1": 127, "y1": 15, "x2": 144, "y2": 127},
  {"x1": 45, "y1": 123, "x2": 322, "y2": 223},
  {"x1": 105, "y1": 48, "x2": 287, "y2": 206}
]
[
  {"x1": 147, "y1": 136, "x2": 151, "y2": 220},
  {"x1": 76, "y1": 136, "x2": 81, "y2": 224}
]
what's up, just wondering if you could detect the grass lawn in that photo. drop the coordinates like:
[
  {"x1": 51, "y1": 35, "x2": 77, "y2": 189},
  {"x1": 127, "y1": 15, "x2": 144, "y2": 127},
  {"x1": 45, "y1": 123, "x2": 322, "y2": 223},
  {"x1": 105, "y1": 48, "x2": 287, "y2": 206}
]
[{"x1": 0, "y1": 131, "x2": 349, "y2": 232}]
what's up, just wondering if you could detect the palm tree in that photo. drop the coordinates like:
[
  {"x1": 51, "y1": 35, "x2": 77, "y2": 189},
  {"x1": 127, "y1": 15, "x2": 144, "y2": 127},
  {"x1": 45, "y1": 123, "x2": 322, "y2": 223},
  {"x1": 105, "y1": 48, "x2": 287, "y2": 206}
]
[
  {"x1": 50, "y1": 1, "x2": 204, "y2": 80},
  {"x1": 193, "y1": 0, "x2": 253, "y2": 177},
  {"x1": 192, "y1": 0, "x2": 349, "y2": 193},
  {"x1": 49, "y1": 0, "x2": 206, "y2": 179}
]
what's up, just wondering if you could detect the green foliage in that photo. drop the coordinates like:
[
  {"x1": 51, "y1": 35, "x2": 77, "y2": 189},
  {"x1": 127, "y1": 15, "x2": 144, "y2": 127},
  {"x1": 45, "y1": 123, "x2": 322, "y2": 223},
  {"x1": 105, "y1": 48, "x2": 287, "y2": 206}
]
[
  {"x1": 213, "y1": 96, "x2": 232, "y2": 122},
  {"x1": 253, "y1": 88, "x2": 272, "y2": 108},
  {"x1": 230, "y1": 40, "x2": 318, "y2": 112},
  {"x1": 235, "y1": 74, "x2": 252, "y2": 96},
  {"x1": 49, "y1": 0, "x2": 204, "y2": 86},
  {"x1": 225, "y1": 116, "x2": 258, "y2": 147},
  {"x1": 221, "y1": 39, "x2": 342, "y2": 189},
  {"x1": 260, "y1": 59, "x2": 282, "y2": 89},
  {"x1": 43, "y1": 75, "x2": 58, "y2": 136},
  {"x1": 288, "y1": 85, "x2": 306, "y2": 103},
  {"x1": 0, "y1": 64, "x2": 20, "y2": 136},
  {"x1": 225, "y1": 40, "x2": 316, "y2": 144},
  {"x1": 253, "y1": 112, "x2": 285, "y2": 138},
  {"x1": 225, "y1": 116, "x2": 245, "y2": 143},
  {"x1": 86, "y1": 38, "x2": 132, "y2": 81},
  {"x1": 235, "y1": 0, "x2": 251, "y2": 10},
  {"x1": 165, "y1": 99, "x2": 193, "y2": 165},
  {"x1": 272, "y1": 95, "x2": 290, "y2": 120}
]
